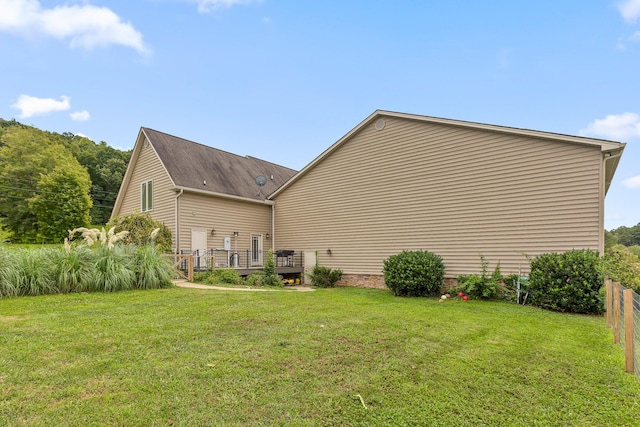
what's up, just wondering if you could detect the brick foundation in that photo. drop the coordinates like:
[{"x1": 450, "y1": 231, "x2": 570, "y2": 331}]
[
  {"x1": 337, "y1": 274, "x2": 387, "y2": 289},
  {"x1": 336, "y1": 274, "x2": 459, "y2": 290}
]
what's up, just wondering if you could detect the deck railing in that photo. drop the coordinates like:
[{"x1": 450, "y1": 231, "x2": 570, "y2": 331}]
[{"x1": 170, "y1": 249, "x2": 304, "y2": 278}]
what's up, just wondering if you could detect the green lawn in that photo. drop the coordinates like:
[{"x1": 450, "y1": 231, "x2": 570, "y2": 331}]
[{"x1": 1, "y1": 287, "x2": 638, "y2": 426}]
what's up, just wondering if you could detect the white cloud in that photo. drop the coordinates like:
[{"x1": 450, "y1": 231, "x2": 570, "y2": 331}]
[
  {"x1": 11, "y1": 94, "x2": 70, "y2": 118},
  {"x1": 192, "y1": 0, "x2": 257, "y2": 13},
  {"x1": 618, "y1": 0, "x2": 640, "y2": 23},
  {"x1": 70, "y1": 110, "x2": 90, "y2": 121},
  {"x1": 622, "y1": 176, "x2": 640, "y2": 189},
  {"x1": 0, "y1": 0, "x2": 147, "y2": 53},
  {"x1": 580, "y1": 112, "x2": 640, "y2": 140}
]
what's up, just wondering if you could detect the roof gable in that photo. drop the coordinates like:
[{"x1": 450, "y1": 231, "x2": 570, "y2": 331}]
[
  {"x1": 269, "y1": 110, "x2": 626, "y2": 198},
  {"x1": 141, "y1": 128, "x2": 297, "y2": 201}
]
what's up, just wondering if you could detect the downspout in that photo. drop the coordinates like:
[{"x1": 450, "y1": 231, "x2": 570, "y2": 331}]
[
  {"x1": 271, "y1": 203, "x2": 275, "y2": 251},
  {"x1": 175, "y1": 189, "x2": 184, "y2": 253}
]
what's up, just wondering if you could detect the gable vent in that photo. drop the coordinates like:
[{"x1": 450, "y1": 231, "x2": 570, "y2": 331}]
[{"x1": 375, "y1": 118, "x2": 386, "y2": 130}]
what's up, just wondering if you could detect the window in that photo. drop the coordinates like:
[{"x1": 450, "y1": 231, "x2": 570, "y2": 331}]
[{"x1": 141, "y1": 180, "x2": 153, "y2": 212}]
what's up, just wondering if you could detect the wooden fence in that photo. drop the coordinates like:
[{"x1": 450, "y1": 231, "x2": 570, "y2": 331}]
[
  {"x1": 163, "y1": 254, "x2": 194, "y2": 282},
  {"x1": 605, "y1": 279, "x2": 640, "y2": 381}
]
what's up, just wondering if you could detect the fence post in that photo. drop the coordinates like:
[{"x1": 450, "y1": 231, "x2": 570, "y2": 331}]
[
  {"x1": 187, "y1": 255, "x2": 193, "y2": 282},
  {"x1": 211, "y1": 254, "x2": 216, "y2": 271},
  {"x1": 624, "y1": 288, "x2": 635, "y2": 373},
  {"x1": 606, "y1": 278, "x2": 612, "y2": 328},
  {"x1": 613, "y1": 282, "x2": 621, "y2": 344}
]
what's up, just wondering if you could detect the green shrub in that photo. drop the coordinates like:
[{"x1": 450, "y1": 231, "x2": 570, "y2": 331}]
[
  {"x1": 308, "y1": 265, "x2": 343, "y2": 288},
  {"x1": 457, "y1": 274, "x2": 499, "y2": 299},
  {"x1": 107, "y1": 212, "x2": 172, "y2": 252},
  {"x1": 383, "y1": 250, "x2": 445, "y2": 296},
  {"x1": 628, "y1": 245, "x2": 640, "y2": 258},
  {"x1": 529, "y1": 249, "x2": 604, "y2": 314},
  {"x1": 261, "y1": 249, "x2": 282, "y2": 287},
  {"x1": 204, "y1": 269, "x2": 242, "y2": 285},
  {"x1": 193, "y1": 271, "x2": 213, "y2": 283},
  {"x1": 244, "y1": 272, "x2": 264, "y2": 287},
  {"x1": 503, "y1": 274, "x2": 520, "y2": 291},
  {"x1": 455, "y1": 255, "x2": 501, "y2": 299},
  {"x1": 603, "y1": 244, "x2": 640, "y2": 292}
]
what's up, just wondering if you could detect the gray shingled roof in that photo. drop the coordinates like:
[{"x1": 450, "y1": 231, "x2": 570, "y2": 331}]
[{"x1": 142, "y1": 128, "x2": 297, "y2": 201}]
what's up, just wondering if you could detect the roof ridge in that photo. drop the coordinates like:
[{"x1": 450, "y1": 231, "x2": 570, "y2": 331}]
[
  {"x1": 141, "y1": 127, "x2": 289, "y2": 168},
  {"x1": 376, "y1": 110, "x2": 623, "y2": 144},
  {"x1": 245, "y1": 155, "x2": 297, "y2": 172}
]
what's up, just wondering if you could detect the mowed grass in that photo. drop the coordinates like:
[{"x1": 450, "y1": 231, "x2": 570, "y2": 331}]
[{"x1": 1, "y1": 287, "x2": 638, "y2": 426}]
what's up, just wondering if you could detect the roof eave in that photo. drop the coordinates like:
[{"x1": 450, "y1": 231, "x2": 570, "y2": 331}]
[{"x1": 173, "y1": 186, "x2": 275, "y2": 205}]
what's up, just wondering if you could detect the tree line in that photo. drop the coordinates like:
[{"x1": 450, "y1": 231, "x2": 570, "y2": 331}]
[
  {"x1": 0, "y1": 118, "x2": 130, "y2": 243},
  {"x1": 606, "y1": 223, "x2": 640, "y2": 247}
]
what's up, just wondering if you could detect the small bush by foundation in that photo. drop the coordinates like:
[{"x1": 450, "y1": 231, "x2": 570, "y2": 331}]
[
  {"x1": 383, "y1": 250, "x2": 445, "y2": 297},
  {"x1": 529, "y1": 249, "x2": 604, "y2": 314},
  {"x1": 308, "y1": 265, "x2": 343, "y2": 288}
]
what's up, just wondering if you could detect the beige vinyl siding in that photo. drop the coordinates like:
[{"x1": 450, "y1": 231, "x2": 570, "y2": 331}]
[
  {"x1": 178, "y1": 192, "x2": 272, "y2": 254},
  {"x1": 273, "y1": 116, "x2": 603, "y2": 277},
  {"x1": 114, "y1": 138, "x2": 176, "y2": 246}
]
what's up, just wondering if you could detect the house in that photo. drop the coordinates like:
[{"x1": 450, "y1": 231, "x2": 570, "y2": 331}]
[
  {"x1": 113, "y1": 111, "x2": 625, "y2": 286},
  {"x1": 269, "y1": 111, "x2": 625, "y2": 286},
  {"x1": 111, "y1": 127, "x2": 298, "y2": 272}
]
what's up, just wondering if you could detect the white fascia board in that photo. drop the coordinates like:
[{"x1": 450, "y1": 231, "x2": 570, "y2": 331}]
[{"x1": 172, "y1": 186, "x2": 275, "y2": 205}]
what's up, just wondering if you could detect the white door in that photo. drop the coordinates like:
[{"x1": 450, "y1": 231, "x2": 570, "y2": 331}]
[
  {"x1": 251, "y1": 234, "x2": 263, "y2": 266},
  {"x1": 191, "y1": 229, "x2": 207, "y2": 269},
  {"x1": 303, "y1": 250, "x2": 317, "y2": 285}
]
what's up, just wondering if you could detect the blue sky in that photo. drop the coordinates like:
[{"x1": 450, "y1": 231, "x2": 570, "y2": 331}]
[{"x1": 1, "y1": 0, "x2": 639, "y2": 229}]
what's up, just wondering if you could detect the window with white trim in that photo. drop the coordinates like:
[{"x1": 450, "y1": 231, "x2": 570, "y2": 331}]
[{"x1": 141, "y1": 180, "x2": 153, "y2": 212}]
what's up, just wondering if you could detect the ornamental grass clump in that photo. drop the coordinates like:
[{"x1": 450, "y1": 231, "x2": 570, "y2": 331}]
[
  {"x1": 0, "y1": 227, "x2": 174, "y2": 298},
  {"x1": 134, "y1": 245, "x2": 174, "y2": 289},
  {"x1": 89, "y1": 244, "x2": 136, "y2": 292},
  {"x1": 69, "y1": 226, "x2": 135, "y2": 292},
  {"x1": 0, "y1": 247, "x2": 20, "y2": 297},
  {"x1": 52, "y1": 244, "x2": 93, "y2": 293},
  {"x1": 13, "y1": 248, "x2": 57, "y2": 296}
]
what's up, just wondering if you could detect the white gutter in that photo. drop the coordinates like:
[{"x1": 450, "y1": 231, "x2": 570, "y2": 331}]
[{"x1": 271, "y1": 204, "x2": 275, "y2": 251}]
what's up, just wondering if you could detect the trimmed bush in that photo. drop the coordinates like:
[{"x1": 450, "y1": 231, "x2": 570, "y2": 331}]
[
  {"x1": 308, "y1": 265, "x2": 343, "y2": 288},
  {"x1": 107, "y1": 212, "x2": 172, "y2": 252},
  {"x1": 529, "y1": 249, "x2": 604, "y2": 314},
  {"x1": 603, "y1": 244, "x2": 640, "y2": 292},
  {"x1": 383, "y1": 250, "x2": 445, "y2": 297}
]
